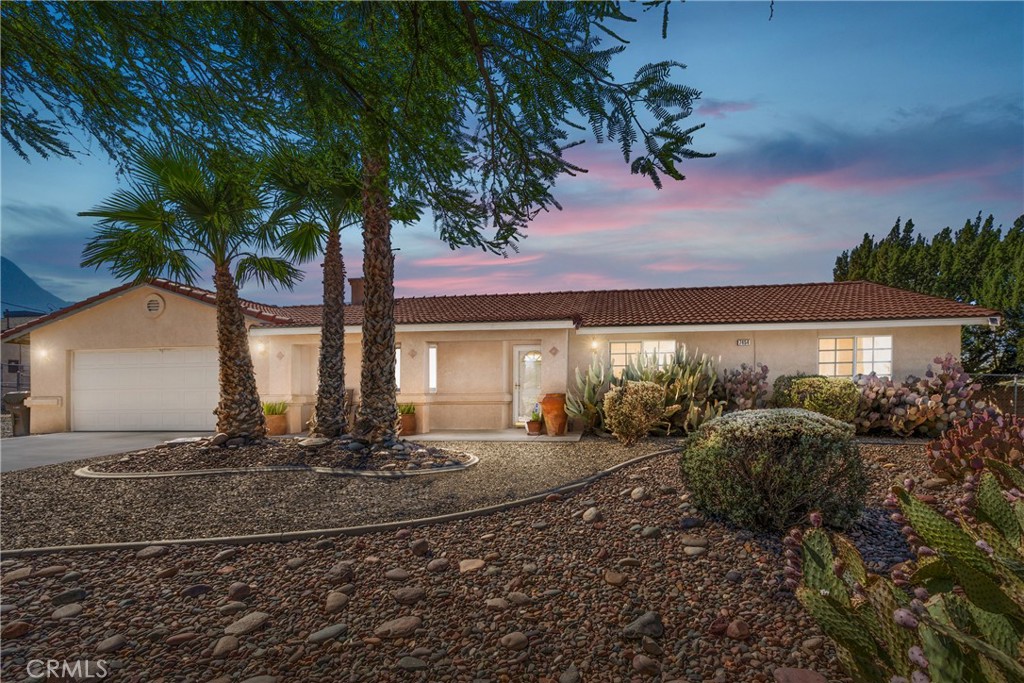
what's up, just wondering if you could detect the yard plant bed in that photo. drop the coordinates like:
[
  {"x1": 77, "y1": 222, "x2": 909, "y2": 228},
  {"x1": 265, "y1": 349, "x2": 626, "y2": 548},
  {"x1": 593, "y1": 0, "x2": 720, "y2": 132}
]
[
  {"x1": 0, "y1": 439, "x2": 946, "y2": 683},
  {"x1": 0, "y1": 440, "x2": 666, "y2": 549},
  {"x1": 86, "y1": 435, "x2": 472, "y2": 475}
]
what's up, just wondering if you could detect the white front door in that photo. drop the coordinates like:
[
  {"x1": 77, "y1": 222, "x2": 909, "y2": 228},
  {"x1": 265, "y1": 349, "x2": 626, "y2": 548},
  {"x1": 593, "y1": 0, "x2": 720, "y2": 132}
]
[
  {"x1": 71, "y1": 348, "x2": 219, "y2": 431},
  {"x1": 512, "y1": 345, "x2": 543, "y2": 425}
]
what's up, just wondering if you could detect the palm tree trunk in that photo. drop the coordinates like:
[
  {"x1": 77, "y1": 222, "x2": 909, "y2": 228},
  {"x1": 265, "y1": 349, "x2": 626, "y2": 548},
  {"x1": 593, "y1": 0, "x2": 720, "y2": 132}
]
[
  {"x1": 213, "y1": 263, "x2": 266, "y2": 439},
  {"x1": 311, "y1": 226, "x2": 347, "y2": 437},
  {"x1": 355, "y1": 136, "x2": 398, "y2": 443}
]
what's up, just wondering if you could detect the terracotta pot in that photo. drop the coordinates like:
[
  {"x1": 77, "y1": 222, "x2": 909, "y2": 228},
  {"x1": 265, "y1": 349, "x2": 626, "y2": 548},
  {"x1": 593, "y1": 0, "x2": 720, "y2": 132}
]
[
  {"x1": 540, "y1": 393, "x2": 568, "y2": 436},
  {"x1": 265, "y1": 414, "x2": 288, "y2": 436},
  {"x1": 525, "y1": 420, "x2": 543, "y2": 435},
  {"x1": 399, "y1": 413, "x2": 417, "y2": 436}
]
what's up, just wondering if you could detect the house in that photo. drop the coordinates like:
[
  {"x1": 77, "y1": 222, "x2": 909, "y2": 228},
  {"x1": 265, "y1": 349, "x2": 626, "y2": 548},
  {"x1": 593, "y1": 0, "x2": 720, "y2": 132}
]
[
  {"x1": 0, "y1": 278, "x2": 999, "y2": 435},
  {"x1": 2, "y1": 310, "x2": 38, "y2": 401}
]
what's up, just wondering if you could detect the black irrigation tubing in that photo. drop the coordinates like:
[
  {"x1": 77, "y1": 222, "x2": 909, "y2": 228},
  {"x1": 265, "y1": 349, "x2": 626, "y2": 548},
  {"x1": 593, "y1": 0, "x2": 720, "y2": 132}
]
[{"x1": 1, "y1": 447, "x2": 683, "y2": 558}]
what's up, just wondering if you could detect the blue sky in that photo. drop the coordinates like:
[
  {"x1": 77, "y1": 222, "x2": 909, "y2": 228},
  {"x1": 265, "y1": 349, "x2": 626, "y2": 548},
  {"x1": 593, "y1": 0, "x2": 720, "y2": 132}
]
[{"x1": 2, "y1": 1, "x2": 1022, "y2": 306}]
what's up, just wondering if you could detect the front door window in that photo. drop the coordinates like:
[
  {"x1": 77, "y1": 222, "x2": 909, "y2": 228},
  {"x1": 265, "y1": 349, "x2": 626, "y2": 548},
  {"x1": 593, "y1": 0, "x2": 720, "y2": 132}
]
[{"x1": 514, "y1": 347, "x2": 542, "y2": 424}]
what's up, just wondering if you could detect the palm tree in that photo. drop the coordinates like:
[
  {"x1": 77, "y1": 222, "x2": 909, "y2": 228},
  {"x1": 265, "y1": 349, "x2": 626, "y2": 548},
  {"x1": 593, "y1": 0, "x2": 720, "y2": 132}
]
[
  {"x1": 268, "y1": 141, "x2": 424, "y2": 441},
  {"x1": 80, "y1": 143, "x2": 302, "y2": 439},
  {"x1": 267, "y1": 144, "x2": 361, "y2": 438}
]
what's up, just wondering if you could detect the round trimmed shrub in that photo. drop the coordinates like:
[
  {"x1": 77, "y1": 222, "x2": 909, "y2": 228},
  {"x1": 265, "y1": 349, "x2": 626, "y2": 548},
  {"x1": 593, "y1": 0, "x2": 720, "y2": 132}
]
[
  {"x1": 770, "y1": 373, "x2": 823, "y2": 408},
  {"x1": 784, "y1": 376, "x2": 859, "y2": 423},
  {"x1": 603, "y1": 380, "x2": 664, "y2": 446},
  {"x1": 679, "y1": 408, "x2": 867, "y2": 531}
]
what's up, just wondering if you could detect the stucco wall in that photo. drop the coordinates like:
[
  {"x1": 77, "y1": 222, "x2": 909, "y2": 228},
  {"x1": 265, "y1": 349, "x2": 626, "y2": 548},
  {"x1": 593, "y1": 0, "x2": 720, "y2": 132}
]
[
  {"x1": 25, "y1": 286, "x2": 223, "y2": 433},
  {"x1": 253, "y1": 327, "x2": 572, "y2": 433},
  {"x1": 24, "y1": 281, "x2": 968, "y2": 436},
  {"x1": 565, "y1": 325, "x2": 963, "y2": 393}
]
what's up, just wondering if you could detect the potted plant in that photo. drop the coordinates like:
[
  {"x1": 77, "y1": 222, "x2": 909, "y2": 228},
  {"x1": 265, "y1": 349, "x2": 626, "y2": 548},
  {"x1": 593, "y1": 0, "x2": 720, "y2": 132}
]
[
  {"x1": 525, "y1": 407, "x2": 544, "y2": 435},
  {"x1": 398, "y1": 403, "x2": 417, "y2": 436},
  {"x1": 263, "y1": 401, "x2": 289, "y2": 436}
]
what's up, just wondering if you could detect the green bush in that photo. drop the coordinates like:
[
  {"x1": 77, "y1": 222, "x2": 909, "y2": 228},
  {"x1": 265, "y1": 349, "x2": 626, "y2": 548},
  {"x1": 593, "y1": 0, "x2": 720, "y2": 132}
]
[
  {"x1": 770, "y1": 373, "x2": 823, "y2": 407},
  {"x1": 784, "y1": 376, "x2": 859, "y2": 423},
  {"x1": 616, "y1": 346, "x2": 724, "y2": 436},
  {"x1": 679, "y1": 408, "x2": 867, "y2": 531},
  {"x1": 603, "y1": 380, "x2": 664, "y2": 446}
]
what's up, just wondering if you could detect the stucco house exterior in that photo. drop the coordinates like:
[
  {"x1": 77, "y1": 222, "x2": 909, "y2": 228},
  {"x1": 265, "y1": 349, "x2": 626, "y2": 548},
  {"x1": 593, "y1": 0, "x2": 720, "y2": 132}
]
[{"x1": 0, "y1": 278, "x2": 999, "y2": 435}]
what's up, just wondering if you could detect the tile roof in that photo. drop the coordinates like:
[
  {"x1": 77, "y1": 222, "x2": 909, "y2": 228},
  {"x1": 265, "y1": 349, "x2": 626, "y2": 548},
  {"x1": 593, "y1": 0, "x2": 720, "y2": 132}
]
[
  {"x1": 274, "y1": 280, "x2": 996, "y2": 328},
  {"x1": 1, "y1": 279, "x2": 998, "y2": 342}
]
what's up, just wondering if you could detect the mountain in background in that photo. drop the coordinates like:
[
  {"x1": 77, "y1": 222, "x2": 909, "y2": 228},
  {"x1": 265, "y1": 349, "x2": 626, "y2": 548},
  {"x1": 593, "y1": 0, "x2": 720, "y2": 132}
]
[{"x1": 1, "y1": 257, "x2": 69, "y2": 315}]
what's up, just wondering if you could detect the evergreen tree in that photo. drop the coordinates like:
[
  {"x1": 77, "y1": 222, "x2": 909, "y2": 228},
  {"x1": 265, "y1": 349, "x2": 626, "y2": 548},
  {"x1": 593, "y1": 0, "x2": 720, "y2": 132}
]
[{"x1": 834, "y1": 213, "x2": 1024, "y2": 373}]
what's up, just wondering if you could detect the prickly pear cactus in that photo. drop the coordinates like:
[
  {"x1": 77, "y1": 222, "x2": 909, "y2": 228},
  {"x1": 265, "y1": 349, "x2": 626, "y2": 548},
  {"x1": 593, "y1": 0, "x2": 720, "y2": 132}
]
[
  {"x1": 719, "y1": 362, "x2": 770, "y2": 411},
  {"x1": 927, "y1": 409, "x2": 1024, "y2": 481},
  {"x1": 791, "y1": 473, "x2": 1024, "y2": 683},
  {"x1": 855, "y1": 355, "x2": 982, "y2": 438}
]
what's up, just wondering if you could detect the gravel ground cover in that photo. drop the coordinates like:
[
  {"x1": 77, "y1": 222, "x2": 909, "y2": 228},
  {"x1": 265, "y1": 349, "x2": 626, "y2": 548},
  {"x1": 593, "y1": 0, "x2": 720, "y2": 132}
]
[
  {"x1": 89, "y1": 436, "x2": 472, "y2": 474},
  {"x1": 0, "y1": 439, "x2": 950, "y2": 682},
  {"x1": 0, "y1": 439, "x2": 666, "y2": 549}
]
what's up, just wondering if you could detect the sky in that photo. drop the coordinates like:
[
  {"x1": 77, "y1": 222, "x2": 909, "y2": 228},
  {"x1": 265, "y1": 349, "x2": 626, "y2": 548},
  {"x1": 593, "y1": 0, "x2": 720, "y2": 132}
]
[{"x1": 2, "y1": 1, "x2": 1022, "y2": 308}]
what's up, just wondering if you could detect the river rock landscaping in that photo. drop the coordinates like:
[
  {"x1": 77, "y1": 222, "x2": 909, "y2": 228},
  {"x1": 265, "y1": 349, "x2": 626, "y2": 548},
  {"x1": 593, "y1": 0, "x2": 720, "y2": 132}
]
[
  {"x1": 87, "y1": 434, "x2": 473, "y2": 474},
  {"x1": 0, "y1": 438, "x2": 952, "y2": 682}
]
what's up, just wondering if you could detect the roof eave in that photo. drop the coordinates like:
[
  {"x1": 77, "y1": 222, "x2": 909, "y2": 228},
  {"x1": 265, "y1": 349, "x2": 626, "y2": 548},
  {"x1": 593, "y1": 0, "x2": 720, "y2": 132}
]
[{"x1": 578, "y1": 316, "x2": 997, "y2": 335}]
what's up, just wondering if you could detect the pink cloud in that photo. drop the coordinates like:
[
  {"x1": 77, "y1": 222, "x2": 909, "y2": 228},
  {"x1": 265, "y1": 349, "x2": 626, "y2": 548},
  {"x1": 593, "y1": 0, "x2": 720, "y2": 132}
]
[
  {"x1": 643, "y1": 260, "x2": 741, "y2": 273},
  {"x1": 413, "y1": 252, "x2": 544, "y2": 268},
  {"x1": 696, "y1": 99, "x2": 758, "y2": 120}
]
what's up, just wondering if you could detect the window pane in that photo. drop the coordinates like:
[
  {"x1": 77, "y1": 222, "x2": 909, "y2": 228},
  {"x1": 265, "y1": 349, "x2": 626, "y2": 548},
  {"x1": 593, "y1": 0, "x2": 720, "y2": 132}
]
[
  {"x1": 818, "y1": 363, "x2": 837, "y2": 377},
  {"x1": 428, "y1": 345, "x2": 437, "y2": 392},
  {"x1": 875, "y1": 349, "x2": 892, "y2": 363},
  {"x1": 395, "y1": 347, "x2": 401, "y2": 392},
  {"x1": 837, "y1": 363, "x2": 853, "y2": 376},
  {"x1": 837, "y1": 350, "x2": 853, "y2": 363},
  {"x1": 819, "y1": 350, "x2": 835, "y2": 364},
  {"x1": 819, "y1": 338, "x2": 836, "y2": 351},
  {"x1": 836, "y1": 337, "x2": 854, "y2": 350},
  {"x1": 875, "y1": 362, "x2": 892, "y2": 377}
]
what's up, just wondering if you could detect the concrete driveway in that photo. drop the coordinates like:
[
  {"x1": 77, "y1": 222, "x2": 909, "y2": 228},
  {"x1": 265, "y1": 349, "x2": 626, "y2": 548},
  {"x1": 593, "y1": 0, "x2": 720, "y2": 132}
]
[{"x1": 0, "y1": 432, "x2": 207, "y2": 473}]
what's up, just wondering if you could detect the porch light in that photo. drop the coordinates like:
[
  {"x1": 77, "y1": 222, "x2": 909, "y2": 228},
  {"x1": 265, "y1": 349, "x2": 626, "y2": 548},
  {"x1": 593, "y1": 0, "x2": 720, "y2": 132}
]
[
  {"x1": 590, "y1": 339, "x2": 599, "y2": 351},
  {"x1": 253, "y1": 341, "x2": 267, "y2": 354}
]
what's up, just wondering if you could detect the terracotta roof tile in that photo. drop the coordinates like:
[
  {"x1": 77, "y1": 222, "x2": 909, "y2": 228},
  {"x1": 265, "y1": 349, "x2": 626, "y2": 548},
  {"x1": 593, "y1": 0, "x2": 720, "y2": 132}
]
[
  {"x1": 2, "y1": 279, "x2": 998, "y2": 343},
  {"x1": 265, "y1": 280, "x2": 998, "y2": 328}
]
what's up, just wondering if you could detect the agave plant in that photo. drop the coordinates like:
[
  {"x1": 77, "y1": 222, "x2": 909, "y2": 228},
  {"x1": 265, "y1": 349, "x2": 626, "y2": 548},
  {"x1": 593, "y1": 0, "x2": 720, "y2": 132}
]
[{"x1": 566, "y1": 356, "x2": 610, "y2": 434}]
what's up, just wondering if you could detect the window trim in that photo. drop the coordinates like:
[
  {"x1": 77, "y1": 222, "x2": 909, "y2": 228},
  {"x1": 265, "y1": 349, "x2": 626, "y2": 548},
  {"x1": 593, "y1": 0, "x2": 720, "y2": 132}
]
[
  {"x1": 817, "y1": 335, "x2": 892, "y2": 378},
  {"x1": 427, "y1": 343, "x2": 437, "y2": 393}
]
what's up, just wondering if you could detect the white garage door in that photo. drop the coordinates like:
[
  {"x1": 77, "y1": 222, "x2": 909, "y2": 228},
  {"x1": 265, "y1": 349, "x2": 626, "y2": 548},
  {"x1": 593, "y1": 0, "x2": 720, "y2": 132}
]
[{"x1": 72, "y1": 348, "x2": 219, "y2": 431}]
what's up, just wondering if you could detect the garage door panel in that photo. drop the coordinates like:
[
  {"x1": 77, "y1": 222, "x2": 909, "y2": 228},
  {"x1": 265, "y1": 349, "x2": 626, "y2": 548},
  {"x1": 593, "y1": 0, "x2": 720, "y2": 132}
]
[{"x1": 72, "y1": 348, "x2": 218, "y2": 431}]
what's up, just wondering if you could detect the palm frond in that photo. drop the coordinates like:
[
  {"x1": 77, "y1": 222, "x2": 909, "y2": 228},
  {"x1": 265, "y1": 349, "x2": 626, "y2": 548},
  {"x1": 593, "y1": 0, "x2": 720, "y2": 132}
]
[{"x1": 234, "y1": 254, "x2": 303, "y2": 290}]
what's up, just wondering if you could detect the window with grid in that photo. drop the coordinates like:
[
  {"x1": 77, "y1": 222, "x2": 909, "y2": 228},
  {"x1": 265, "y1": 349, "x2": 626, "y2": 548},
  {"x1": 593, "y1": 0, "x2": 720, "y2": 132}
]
[
  {"x1": 818, "y1": 335, "x2": 892, "y2": 378},
  {"x1": 609, "y1": 340, "x2": 675, "y2": 377}
]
